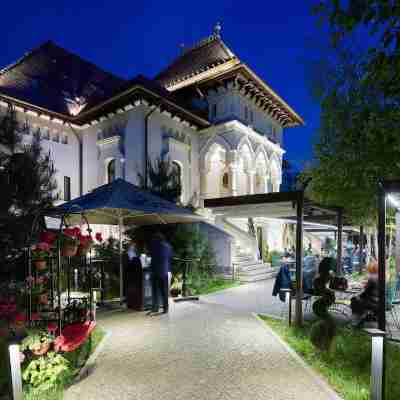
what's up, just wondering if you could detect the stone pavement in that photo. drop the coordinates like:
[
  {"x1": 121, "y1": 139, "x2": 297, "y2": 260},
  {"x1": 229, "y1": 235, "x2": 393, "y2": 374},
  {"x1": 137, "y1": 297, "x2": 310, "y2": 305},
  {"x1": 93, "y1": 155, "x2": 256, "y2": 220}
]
[{"x1": 65, "y1": 281, "x2": 341, "y2": 400}]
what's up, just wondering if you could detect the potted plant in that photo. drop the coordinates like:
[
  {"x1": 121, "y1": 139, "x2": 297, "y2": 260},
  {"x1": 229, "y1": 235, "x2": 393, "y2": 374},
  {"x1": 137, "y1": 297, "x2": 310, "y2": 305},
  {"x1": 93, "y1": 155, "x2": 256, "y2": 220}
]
[
  {"x1": 77, "y1": 233, "x2": 94, "y2": 256},
  {"x1": 59, "y1": 227, "x2": 81, "y2": 257},
  {"x1": 170, "y1": 274, "x2": 182, "y2": 297},
  {"x1": 21, "y1": 329, "x2": 54, "y2": 356},
  {"x1": 31, "y1": 242, "x2": 51, "y2": 270}
]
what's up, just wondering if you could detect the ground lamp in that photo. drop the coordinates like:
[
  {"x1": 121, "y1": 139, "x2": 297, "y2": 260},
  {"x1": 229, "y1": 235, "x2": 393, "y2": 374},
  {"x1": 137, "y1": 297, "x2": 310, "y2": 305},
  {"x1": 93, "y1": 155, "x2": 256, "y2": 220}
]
[
  {"x1": 8, "y1": 344, "x2": 23, "y2": 400},
  {"x1": 281, "y1": 288, "x2": 292, "y2": 326},
  {"x1": 364, "y1": 329, "x2": 386, "y2": 400}
]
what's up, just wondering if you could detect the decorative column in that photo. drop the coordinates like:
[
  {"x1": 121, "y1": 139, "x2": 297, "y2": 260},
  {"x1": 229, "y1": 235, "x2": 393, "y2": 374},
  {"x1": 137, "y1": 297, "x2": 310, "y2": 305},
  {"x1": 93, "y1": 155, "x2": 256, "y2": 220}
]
[
  {"x1": 247, "y1": 169, "x2": 256, "y2": 195},
  {"x1": 228, "y1": 164, "x2": 238, "y2": 196},
  {"x1": 227, "y1": 150, "x2": 238, "y2": 197}
]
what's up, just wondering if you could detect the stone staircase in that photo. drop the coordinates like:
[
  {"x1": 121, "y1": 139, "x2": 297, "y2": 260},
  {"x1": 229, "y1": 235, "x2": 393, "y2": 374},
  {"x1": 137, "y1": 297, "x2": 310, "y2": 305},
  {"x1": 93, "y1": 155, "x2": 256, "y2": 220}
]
[{"x1": 233, "y1": 246, "x2": 277, "y2": 283}]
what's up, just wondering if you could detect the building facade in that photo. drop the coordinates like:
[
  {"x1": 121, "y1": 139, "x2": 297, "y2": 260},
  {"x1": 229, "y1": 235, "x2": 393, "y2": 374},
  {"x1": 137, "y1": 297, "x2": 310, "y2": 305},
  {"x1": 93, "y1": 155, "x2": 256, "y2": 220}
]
[{"x1": 0, "y1": 26, "x2": 303, "y2": 269}]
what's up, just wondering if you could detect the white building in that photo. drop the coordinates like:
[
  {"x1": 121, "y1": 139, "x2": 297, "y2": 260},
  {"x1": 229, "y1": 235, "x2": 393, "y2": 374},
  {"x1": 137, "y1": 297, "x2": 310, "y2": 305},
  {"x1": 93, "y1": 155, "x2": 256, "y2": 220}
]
[{"x1": 0, "y1": 26, "x2": 304, "y2": 276}]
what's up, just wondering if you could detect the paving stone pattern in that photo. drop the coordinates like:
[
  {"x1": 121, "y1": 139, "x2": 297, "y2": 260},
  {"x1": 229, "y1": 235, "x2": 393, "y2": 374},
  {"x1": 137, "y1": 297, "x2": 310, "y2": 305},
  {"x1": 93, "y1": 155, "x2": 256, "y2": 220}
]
[{"x1": 66, "y1": 283, "x2": 339, "y2": 400}]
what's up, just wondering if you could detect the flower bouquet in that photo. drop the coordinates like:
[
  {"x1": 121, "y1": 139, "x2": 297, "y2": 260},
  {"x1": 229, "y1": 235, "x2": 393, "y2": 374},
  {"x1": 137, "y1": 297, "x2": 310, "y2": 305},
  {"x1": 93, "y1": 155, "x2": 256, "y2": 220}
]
[
  {"x1": 20, "y1": 328, "x2": 54, "y2": 356},
  {"x1": 78, "y1": 231, "x2": 103, "y2": 256}
]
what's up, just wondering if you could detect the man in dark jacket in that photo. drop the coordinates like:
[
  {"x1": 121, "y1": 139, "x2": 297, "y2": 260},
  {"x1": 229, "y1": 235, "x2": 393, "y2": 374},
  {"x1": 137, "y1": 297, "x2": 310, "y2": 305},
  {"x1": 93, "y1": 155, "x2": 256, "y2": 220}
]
[{"x1": 149, "y1": 232, "x2": 172, "y2": 314}]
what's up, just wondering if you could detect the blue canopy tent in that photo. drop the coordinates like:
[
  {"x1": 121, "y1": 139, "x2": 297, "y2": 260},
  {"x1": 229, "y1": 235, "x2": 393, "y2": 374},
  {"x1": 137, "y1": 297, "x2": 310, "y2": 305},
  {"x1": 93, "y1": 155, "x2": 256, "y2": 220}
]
[{"x1": 48, "y1": 178, "x2": 203, "y2": 301}]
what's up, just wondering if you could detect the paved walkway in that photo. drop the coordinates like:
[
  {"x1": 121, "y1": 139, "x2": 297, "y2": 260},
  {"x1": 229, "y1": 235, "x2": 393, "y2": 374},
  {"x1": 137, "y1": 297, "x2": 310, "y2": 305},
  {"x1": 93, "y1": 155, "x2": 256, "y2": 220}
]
[{"x1": 66, "y1": 282, "x2": 340, "y2": 400}]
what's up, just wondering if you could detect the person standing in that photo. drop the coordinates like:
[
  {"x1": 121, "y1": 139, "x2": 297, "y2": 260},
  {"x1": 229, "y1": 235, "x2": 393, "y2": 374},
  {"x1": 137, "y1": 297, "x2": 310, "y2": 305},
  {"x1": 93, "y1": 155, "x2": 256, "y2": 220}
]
[
  {"x1": 149, "y1": 232, "x2": 172, "y2": 314},
  {"x1": 125, "y1": 242, "x2": 143, "y2": 310}
]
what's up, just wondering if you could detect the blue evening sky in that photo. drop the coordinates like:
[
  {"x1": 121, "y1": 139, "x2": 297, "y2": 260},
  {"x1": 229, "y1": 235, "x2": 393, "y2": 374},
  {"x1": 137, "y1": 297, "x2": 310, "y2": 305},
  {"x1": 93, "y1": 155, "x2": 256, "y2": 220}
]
[{"x1": 1, "y1": 0, "x2": 325, "y2": 168}]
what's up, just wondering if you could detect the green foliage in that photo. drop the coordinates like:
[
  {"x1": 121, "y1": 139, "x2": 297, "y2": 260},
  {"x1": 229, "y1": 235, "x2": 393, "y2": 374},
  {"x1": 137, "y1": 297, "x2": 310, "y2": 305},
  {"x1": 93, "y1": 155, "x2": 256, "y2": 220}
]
[
  {"x1": 0, "y1": 105, "x2": 58, "y2": 272},
  {"x1": 22, "y1": 352, "x2": 72, "y2": 391},
  {"x1": 138, "y1": 157, "x2": 182, "y2": 203},
  {"x1": 169, "y1": 225, "x2": 217, "y2": 280},
  {"x1": 0, "y1": 338, "x2": 10, "y2": 396},
  {"x1": 261, "y1": 315, "x2": 400, "y2": 400},
  {"x1": 20, "y1": 329, "x2": 54, "y2": 353},
  {"x1": 307, "y1": 2, "x2": 400, "y2": 225}
]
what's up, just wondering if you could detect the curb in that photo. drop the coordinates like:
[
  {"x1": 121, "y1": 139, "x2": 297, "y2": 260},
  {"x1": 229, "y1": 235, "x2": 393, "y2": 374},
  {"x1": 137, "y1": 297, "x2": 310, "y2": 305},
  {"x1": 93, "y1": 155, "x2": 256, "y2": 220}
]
[
  {"x1": 252, "y1": 313, "x2": 343, "y2": 400},
  {"x1": 74, "y1": 330, "x2": 111, "y2": 383}
]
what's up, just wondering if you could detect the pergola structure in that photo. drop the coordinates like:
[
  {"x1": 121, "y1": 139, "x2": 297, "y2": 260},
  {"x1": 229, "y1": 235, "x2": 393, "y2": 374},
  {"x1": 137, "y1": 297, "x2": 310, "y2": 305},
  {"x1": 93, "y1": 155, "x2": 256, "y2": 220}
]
[{"x1": 204, "y1": 190, "x2": 345, "y2": 326}]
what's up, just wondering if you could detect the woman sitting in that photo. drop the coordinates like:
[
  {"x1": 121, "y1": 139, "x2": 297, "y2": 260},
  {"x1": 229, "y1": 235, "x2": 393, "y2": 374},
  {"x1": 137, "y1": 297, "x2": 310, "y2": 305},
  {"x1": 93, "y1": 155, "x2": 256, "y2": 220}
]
[{"x1": 350, "y1": 261, "x2": 379, "y2": 324}]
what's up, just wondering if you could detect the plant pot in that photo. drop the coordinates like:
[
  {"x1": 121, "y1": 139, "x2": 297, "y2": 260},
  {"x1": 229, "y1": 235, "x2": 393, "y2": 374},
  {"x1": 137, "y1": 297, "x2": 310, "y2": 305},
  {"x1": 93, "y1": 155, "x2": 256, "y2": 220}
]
[
  {"x1": 78, "y1": 245, "x2": 90, "y2": 256},
  {"x1": 170, "y1": 288, "x2": 181, "y2": 297},
  {"x1": 61, "y1": 244, "x2": 78, "y2": 257},
  {"x1": 38, "y1": 294, "x2": 48, "y2": 305},
  {"x1": 34, "y1": 260, "x2": 47, "y2": 270},
  {"x1": 32, "y1": 342, "x2": 51, "y2": 356}
]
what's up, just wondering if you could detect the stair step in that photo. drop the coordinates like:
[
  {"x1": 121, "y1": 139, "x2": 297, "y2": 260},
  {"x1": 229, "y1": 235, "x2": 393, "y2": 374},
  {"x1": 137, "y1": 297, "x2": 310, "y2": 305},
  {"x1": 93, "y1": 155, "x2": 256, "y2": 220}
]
[
  {"x1": 239, "y1": 268, "x2": 270, "y2": 277},
  {"x1": 239, "y1": 263, "x2": 269, "y2": 272},
  {"x1": 239, "y1": 271, "x2": 277, "y2": 283}
]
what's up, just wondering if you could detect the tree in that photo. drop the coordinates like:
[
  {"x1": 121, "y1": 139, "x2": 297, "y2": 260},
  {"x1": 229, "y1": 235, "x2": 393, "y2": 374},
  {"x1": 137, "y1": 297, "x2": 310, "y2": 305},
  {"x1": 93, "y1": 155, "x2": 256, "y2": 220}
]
[
  {"x1": 0, "y1": 105, "x2": 58, "y2": 273},
  {"x1": 313, "y1": 1, "x2": 400, "y2": 100},
  {"x1": 301, "y1": 21, "x2": 400, "y2": 226},
  {"x1": 137, "y1": 157, "x2": 182, "y2": 203}
]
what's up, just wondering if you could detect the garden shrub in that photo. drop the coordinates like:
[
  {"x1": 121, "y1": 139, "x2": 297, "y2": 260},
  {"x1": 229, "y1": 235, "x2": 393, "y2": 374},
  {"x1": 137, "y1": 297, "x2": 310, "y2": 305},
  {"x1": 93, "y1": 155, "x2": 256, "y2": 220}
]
[{"x1": 310, "y1": 257, "x2": 337, "y2": 351}]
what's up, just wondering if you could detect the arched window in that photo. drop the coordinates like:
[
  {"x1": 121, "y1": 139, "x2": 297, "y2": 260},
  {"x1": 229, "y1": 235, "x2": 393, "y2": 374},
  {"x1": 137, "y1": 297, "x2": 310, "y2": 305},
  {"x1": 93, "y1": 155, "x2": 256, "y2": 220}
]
[
  {"x1": 222, "y1": 172, "x2": 229, "y2": 189},
  {"x1": 171, "y1": 161, "x2": 183, "y2": 201},
  {"x1": 107, "y1": 159, "x2": 116, "y2": 183}
]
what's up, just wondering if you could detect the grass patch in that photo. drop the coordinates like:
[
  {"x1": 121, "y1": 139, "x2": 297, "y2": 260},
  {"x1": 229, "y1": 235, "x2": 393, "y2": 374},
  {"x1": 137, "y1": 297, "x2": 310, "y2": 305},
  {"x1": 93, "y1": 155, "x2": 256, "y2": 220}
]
[
  {"x1": 259, "y1": 315, "x2": 400, "y2": 400},
  {"x1": 190, "y1": 278, "x2": 240, "y2": 295}
]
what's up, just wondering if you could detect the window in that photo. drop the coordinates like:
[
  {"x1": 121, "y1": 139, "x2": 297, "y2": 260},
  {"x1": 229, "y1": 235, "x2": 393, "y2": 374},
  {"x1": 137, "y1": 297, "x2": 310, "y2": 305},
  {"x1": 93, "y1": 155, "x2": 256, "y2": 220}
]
[
  {"x1": 244, "y1": 106, "x2": 248, "y2": 121},
  {"x1": 61, "y1": 134, "x2": 68, "y2": 144},
  {"x1": 42, "y1": 128, "x2": 50, "y2": 140},
  {"x1": 107, "y1": 159, "x2": 116, "y2": 183},
  {"x1": 64, "y1": 176, "x2": 71, "y2": 201},
  {"x1": 250, "y1": 110, "x2": 254, "y2": 123},
  {"x1": 52, "y1": 132, "x2": 60, "y2": 142}
]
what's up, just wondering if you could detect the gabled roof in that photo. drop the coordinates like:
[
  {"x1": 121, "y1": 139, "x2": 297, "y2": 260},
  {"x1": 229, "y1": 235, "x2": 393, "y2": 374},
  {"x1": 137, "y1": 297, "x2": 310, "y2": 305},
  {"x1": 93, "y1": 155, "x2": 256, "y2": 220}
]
[
  {"x1": 0, "y1": 41, "x2": 209, "y2": 128},
  {"x1": 155, "y1": 34, "x2": 237, "y2": 88},
  {"x1": 0, "y1": 41, "x2": 126, "y2": 116},
  {"x1": 155, "y1": 33, "x2": 304, "y2": 127}
]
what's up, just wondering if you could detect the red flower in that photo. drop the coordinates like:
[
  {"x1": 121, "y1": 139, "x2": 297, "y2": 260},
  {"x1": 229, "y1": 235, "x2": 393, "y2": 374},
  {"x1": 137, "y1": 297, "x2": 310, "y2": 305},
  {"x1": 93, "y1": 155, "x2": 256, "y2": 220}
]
[
  {"x1": 40, "y1": 231, "x2": 57, "y2": 245},
  {"x1": 47, "y1": 322, "x2": 58, "y2": 334},
  {"x1": 95, "y1": 232, "x2": 103, "y2": 243},
  {"x1": 31, "y1": 313, "x2": 40, "y2": 321},
  {"x1": 79, "y1": 234, "x2": 93, "y2": 248},
  {"x1": 36, "y1": 242, "x2": 51, "y2": 252},
  {"x1": 63, "y1": 228, "x2": 76, "y2": 238},
  {"x1": 14, "y1": 313, "x2": 26, "y2": 325}
]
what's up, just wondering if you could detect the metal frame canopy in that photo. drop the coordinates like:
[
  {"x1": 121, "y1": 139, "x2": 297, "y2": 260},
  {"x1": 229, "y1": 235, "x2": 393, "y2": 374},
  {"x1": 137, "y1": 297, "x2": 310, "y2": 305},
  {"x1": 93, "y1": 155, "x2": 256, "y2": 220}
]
[{"x1": 204, "y1": 191, "x2": 344, "y2": 326}]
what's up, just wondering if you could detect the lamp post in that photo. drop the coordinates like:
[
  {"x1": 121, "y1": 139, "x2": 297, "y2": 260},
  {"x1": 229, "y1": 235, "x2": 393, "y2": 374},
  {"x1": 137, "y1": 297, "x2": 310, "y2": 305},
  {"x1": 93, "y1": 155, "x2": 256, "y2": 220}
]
[
  {"x1": 8, "y1": 344, "x2": 23, "y2": 400},
  {"x1": 364, "y1": 328, "x2": 386, "y2": 400}
]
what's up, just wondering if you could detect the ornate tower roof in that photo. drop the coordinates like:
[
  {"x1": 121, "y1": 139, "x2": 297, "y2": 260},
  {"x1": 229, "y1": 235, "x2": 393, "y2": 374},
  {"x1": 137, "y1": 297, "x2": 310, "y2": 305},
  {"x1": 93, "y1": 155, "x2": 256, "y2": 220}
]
[
  {"x1": 155, "y1": 25, "x2": 238, "y2": 89},
  {"x1": 155, "y1": 26, "x2": 304, "y2": 128}
]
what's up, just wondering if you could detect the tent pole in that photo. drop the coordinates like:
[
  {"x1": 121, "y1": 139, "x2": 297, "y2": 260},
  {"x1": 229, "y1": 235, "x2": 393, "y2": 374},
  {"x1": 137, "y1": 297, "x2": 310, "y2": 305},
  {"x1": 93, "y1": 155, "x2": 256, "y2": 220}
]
[
  {"x1": 295, "y1": 192, "x2": 304, "y2": 327},
  {"x1": 119, "y1": 215, "x2": 124, "y2": 305}
]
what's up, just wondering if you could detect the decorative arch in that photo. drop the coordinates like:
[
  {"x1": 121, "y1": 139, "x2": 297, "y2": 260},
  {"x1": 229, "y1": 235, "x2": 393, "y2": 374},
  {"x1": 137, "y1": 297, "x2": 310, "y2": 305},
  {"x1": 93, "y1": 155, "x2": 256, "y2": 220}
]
[
  {"x1": 270, "y1": 153, "x2": 282, "y2": 192},
  {"x1": 254, "y1": 148, "x2": 269, "y2": 194},
  {"x1": 200, "y1": 135, "x2": 232, "y2": 172},
  {"x1": 106, "y1": 158, "x2": 116, "y2": 183}
]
